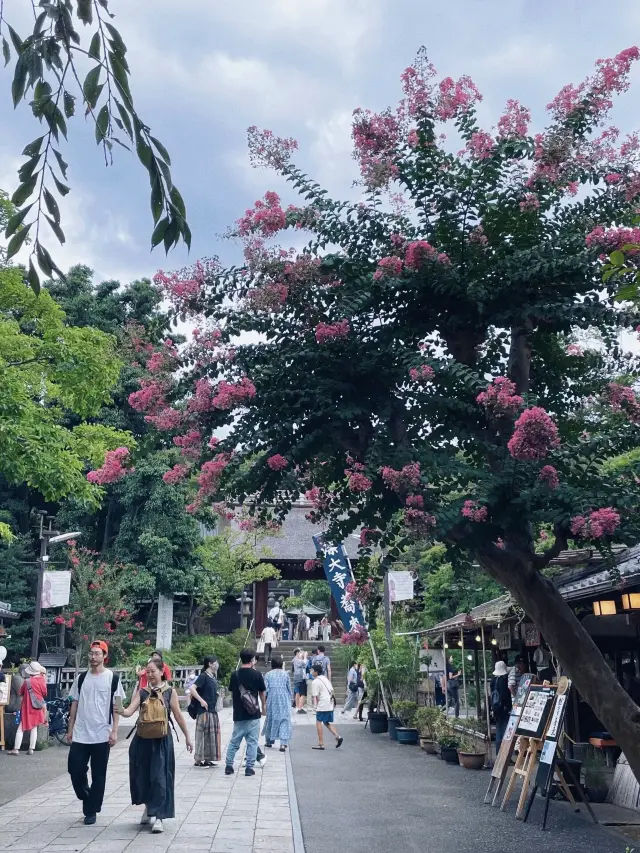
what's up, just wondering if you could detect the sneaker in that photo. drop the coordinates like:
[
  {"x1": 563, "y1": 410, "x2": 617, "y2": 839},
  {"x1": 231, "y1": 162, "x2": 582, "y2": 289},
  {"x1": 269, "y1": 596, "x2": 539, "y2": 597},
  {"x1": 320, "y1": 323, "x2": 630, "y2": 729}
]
[
  {"x1": 224, "y1": 765, "x2": 234, "y2": 776},
  {"x1": 336, "y1": 736, "x2": 344, "y2": 748},
  {"x1": 245, "y1": 768, "x2": 256, "y2": 777},
  {"x1": 140, "y1": 808, "x2": 151, "y2": 825},
  {"x1": 299, "y1": 709, "x2": 307, "y2": 714},
  {"x1": 151, "y1": 819, "x2": 164, "y2": 834},
  {"x1": 83, "y1": 815, "x2": 96, "y2": 826},
  {"x1": 279, "y1": 745, "x2": 287, "y2": 753},
  {"x1": 256, "y1": 755, "x2": 267, "y2": 768}
]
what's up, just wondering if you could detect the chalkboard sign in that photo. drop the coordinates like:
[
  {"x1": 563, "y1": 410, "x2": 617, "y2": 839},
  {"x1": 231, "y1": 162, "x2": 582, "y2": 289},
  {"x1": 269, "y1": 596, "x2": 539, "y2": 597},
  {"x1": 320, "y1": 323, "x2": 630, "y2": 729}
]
[{"x1": 516, "y1": 685, "x2": 556, "y2": 739}]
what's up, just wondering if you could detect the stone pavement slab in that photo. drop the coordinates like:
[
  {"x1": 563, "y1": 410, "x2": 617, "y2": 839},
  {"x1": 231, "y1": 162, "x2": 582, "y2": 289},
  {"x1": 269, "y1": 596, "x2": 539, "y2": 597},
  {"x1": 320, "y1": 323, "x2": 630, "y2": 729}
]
[{"x1": 0, "y1": 708, "x2": 302, "y2": 853}]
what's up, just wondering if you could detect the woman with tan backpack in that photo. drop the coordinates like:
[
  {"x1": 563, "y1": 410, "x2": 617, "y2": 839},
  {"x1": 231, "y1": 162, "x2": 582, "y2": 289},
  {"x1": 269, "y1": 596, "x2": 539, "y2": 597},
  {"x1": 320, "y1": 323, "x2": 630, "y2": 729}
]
[{"x1": 121, "y1": 658, "x2": 192, "y2": 833}]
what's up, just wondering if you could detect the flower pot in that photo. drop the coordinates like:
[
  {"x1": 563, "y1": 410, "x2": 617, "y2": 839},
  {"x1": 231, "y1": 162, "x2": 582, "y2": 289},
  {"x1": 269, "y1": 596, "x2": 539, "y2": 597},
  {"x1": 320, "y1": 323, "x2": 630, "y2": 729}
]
[
  {"x1": 420, "y1": 737, "x2": 437, "y2": 754},
  {"x1": 458, "y1": 751, "x2": 485, "y2": 770},
  {"x1": 388, "y1": 717, "x2": 402, "y2": 741},
  {"x1": 586, "y1": 785, "x2": 609, "y2": 803},
  {"x1": 368, "y1": 711, "x2": 388, "y2": 734},
  {"x1": 440, "y1": 745, "x2": 459, "y2": 764},
  {"x1": 396, "y1": 727, "x2": 419, "y2": 745}
]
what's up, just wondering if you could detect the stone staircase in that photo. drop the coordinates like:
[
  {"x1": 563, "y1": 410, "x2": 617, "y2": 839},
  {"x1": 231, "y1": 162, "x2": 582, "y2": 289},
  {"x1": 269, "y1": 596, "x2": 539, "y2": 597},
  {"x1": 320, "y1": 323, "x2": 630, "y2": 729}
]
[{"x1": 254, "y1": 640, "x2": 349, "y2": 704}]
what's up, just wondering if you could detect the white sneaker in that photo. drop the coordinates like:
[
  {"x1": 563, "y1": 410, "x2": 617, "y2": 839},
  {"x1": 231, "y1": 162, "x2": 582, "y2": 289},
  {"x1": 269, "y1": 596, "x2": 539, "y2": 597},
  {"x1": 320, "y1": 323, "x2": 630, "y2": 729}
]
[
  {"x1": 256, "y1": 756, "x2": 267, "y2": 768},
  {"x1": 140, "y1": 808, "x2": 150, "y2": 825},
  {"x1": 151, "y1": 819, "x2": 164, "y2": 834}
]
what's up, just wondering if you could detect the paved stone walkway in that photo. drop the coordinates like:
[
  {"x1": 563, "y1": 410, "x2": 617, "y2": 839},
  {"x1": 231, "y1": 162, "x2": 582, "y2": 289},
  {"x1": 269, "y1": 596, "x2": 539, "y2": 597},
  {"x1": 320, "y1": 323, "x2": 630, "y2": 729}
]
[{"x1": 0, "y1": 708, "x2": 303, "y2": 853}]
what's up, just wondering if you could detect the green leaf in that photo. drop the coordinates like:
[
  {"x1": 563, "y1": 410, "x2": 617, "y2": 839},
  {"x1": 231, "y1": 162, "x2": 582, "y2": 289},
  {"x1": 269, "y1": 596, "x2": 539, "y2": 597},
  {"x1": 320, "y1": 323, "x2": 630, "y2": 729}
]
[
  {"x1": 12, "y1": 53, "x2": 28, "y2": 106},
  {"x1": 150, "y1": 136, "x2": 171, "y2": 166},
  {"x1": 114, "y1": 100, "x2": 133, "y2": 138},
  {"x1": 82, "y1": 66, "x2": 101, "y2": 109},
  {"x1": 76, "y1": 0, "x2": 93, "y2": 25},
  {"x1": 163, "y1": 217, "x2": 178, "y2": 252},
  {"x1": 45, "y1": 214, "x2": 65, "y2": 244},
  {"x1": 53, "y1": 149, "x2": 69, "y2": 179},
  {"x1": 169, "y1": 186, "x2": 186, "y2": 218},
  {"x1": 7, "y1": 26, "x2": 22, "y2": 55},
  {"x1": 11, "y1": 173, "x2": 38, "y2": 207},
  {"x1": 150, "y1": 176, "x2": 163, "y2": 224},
  {"x1": 27, "y1": 257, "x2": 40, "y2": 294},
  {"x1": 35, "y1": 242, "x2": 54, "y2": 277},
  {"x1": 136, "y1": 138, "x2": 152, "y2": 168},
  {"x1": 88, "y1": 31, "x2": 102, "y2": 60},
  {"x1": 5, "y1": 202, "x2": 34, "y2": 238},
  {"x1": 181, "y1": 219, "x2": 192, "y2": 251},
  {"x1": 22, "y1": 136, "x2": 44, "y2": 157},
  {"x1": 614, "y1": 283, "x2": 638, "y2": 303},
  {"x1": 2, "y1": 37, "x2": 10, "y2": 67},
  {"x1": 43, "y1": 187, "x2": 61, "y2": 224},
  {"x1": 64, "y1": 90, "x2": 76, "y2": 118},
  {"x1": 50, "y1": 172, "x2": 70, "y2": 197},
  {"x1": 610, "y1": 250, "x2": 625, "y2": 266},
  {"x1": 110, "y1": 53, "x2": 131, "y2": 102},
  {"x1": 95, "y1": 104, "x2": 109, "y2": 143},
  {"x1": 6, "y1": 222, "x2": 32, "y2": 259},
  {"x1": 104, "y1": 22, "x2": 127, "y2": 54},
  {"x1": 18, "y1": 154, "x2": 41, "y2": 183},
  {"x1": 151, "y1": 216, "x2": 170, "y2": 248}
]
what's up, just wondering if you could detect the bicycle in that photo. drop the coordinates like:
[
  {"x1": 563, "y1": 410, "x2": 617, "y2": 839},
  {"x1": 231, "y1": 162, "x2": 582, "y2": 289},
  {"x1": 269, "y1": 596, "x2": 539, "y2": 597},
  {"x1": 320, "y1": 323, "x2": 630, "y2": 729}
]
[{"x1": 46, "y1": 696, "x2": 71, "y2": 745}]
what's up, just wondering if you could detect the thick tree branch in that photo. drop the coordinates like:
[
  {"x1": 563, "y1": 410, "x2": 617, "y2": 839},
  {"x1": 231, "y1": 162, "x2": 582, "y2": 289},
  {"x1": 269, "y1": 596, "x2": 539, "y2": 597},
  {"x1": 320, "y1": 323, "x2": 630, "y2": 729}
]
[
  {"x1": 533, "y1": 524, "x2": 569, "y2": 570},
  {"x1": 508, "y1": 319, "x2": 533, "y2": 395}
]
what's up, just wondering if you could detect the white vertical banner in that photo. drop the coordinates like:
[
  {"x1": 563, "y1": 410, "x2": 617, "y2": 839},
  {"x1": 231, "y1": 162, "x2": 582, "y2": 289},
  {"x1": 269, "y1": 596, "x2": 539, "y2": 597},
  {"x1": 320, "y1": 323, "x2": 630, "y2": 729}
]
[
  {"x1": 387, "y1": 571, "x2": 414, "y2": 602},
  {"x1": 156, "y1": 594, "x2": 174, "y2": 650},
  {"x1": 41, "y1": 571, "x2": 71, "y2": 608}
]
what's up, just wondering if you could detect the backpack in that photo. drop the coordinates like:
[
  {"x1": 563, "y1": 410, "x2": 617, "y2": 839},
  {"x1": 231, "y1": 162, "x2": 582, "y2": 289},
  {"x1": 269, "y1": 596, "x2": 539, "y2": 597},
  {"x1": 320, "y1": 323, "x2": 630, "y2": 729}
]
[
  {"x1": 137, "y1": 685, "x2": 171, "y2": 739},
  {"x1": 238, "y1": 681, "x2": 261, "y2": 716},
  {"x1": 78, "y1": 671, "x2": 120, "y2": 724},
  {"x1": 26, "y1": 677, "x2": 46, "y2": 710}
]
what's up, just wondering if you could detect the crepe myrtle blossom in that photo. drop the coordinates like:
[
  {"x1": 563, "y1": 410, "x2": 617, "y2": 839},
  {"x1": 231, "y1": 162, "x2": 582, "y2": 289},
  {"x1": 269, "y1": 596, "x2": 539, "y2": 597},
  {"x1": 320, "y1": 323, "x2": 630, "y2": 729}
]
[
  {"x1": 267, "y1": 454, "x2": 289, "y2": 471},
  {"x1": 247, "y1": 125, "x2": 298, "y2": 170},
  {"x1": 405, "y1": 508, "x2": 437, "y2": 534},
  {"x1": 373, "y1": 256, "x2": 403, "y2": 281},
  {"x1": 380, "y1": 462, "x2": 421, "y2": 492},
  {"x1": 212, "y1": 378, "x2": 257, "y2": 410},
  {"x1": 303, "y1": 559, "x2": 321, "y2": 572},
  {"x1": 604, "y1": 383, "x2": 640, "y2": 422},
  {"x1": 409, "y1": 364, "x2": 435, "y2": 382},
  {"x1": 508, "y1": 407, "x2": 560, "y2": 461},
  {"x1": 87, "y1": 448, "x2": 132, "y2": 485},
  {"x1": 162, "y1": 464, "x2": 190, "y2": 485},
  {"x1": 538, "y1": 466, "x2": 560, "y2": 489},
  {"x1": 566, "y1": 344, "x2": 584, "y2": 356},
  {"x1": 341, "y1": 624, "x2": 369, "y2": 645},
  {"x1": 315, "y1": 320, "x2": 350, "y2": 344},
  {"x1": 570, "y1": 507, "x2": 621, "y2": 539},
  {"x1": 477, "y1": 377, "x2": 524, "y2": 418},
  {"x1": 461, "y1": 500, "x2": 488, "y2": 522}
]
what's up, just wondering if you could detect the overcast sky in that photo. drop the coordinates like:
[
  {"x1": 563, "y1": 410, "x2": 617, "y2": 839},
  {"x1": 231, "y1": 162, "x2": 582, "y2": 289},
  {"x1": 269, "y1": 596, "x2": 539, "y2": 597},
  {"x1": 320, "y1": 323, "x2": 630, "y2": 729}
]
[{"x1": 1, "y1": 0, "x2": 640, "y2": 286}]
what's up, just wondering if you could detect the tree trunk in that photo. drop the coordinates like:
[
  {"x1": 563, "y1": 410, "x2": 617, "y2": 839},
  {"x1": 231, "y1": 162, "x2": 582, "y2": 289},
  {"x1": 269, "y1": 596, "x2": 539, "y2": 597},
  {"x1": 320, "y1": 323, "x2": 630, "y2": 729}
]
[
  {"x1": 101, "y1": 497, "x2": 114, "y2": 553},
  {"x1": 187, "y1": 596, "x2": 204, "y2": 636},
  {"x1": 479, "y1": 553, "x2": 640, "y2": 782}
]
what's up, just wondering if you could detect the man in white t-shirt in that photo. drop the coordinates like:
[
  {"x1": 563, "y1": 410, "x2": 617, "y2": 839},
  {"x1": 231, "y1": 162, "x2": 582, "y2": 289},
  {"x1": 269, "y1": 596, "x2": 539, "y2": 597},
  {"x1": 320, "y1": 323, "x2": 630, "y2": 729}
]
[
  {"x1": 260, "y1": 624, "x2": 277, "y2": 664},
  {"x1": 67, "y1": 640, "x2": 126, "y2": 825},
  {"x1": 310, "y1": 662, "x2": 343, "y2": 750}
]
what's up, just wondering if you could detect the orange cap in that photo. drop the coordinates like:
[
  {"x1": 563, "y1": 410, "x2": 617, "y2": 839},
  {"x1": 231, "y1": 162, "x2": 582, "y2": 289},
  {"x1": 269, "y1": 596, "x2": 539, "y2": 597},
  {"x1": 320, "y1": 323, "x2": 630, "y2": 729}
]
[{"x1": 90, "y1": 640, "x2": 109, "y2": 656}]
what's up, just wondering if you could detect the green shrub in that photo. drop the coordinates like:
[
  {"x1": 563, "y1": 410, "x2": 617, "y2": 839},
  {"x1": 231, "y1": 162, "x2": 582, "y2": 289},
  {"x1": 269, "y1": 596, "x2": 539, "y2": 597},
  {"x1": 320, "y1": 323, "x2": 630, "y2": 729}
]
[{"x1": 123, "y1": 634, "x2": 238, "y2": 684}]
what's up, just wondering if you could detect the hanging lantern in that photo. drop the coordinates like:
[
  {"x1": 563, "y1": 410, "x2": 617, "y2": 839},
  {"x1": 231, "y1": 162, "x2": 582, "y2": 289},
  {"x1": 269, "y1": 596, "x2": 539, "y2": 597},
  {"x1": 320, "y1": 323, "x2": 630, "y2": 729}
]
[
  {"x1": 475, "y1": 634, "x2": 481, "y2": 642},
  {"x1": 592, "y1": 600, "x2": 617, "y2": 616},
  {"x1": 457, "y1": 640, "x2": 463, "y2": 647},
  {"x1": 621, "y1": 593, "x2": 640, "y2": 611},
  {"x1": 491, "y1": 638, "x2": 498, "y2": 646}
]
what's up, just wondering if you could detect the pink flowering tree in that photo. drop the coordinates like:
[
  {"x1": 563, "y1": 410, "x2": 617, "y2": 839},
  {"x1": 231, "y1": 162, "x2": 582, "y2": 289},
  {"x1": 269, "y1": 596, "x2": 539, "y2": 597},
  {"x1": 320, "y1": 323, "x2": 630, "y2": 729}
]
[{"x1": 143, "y1": 50, "x2": 640, "y2": 775}]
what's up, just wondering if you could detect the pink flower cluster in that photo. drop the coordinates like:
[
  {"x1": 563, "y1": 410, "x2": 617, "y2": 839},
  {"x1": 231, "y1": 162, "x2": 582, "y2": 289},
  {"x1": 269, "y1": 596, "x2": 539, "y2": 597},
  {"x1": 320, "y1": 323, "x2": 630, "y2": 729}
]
[
  {"x1": 409, "y1": 364, "x2": 435, "y2": 382},
  {"x1": 315, "y1": 320, "x2": 350, "y2": 344},
  {"x1": 538, "y1": 465, "x2": 559, "y2": 489},
  {"x1": 373, "y1": 256, "x2": 403, "y2": 281},
  {"x1": 508, "y1": 407, "x2": 560, "y2": 461},
  {"x1": 380, "y1": 462, "x2": 421, "y2": 492},
  {"x1": 145, "y1": 407, "x2": 183, "y2": 431},
  {"x1": 237, "y1": 191, "x2": 286, "y2": 238},
  {"x1": 128, "y1": 379, "x2": 167, "y2": 414},
  {"x1": 467, "y1": 131, "x2": 495, "y2": 160},
  {"x1": 87, "y1": 448, "x2": 132, "y2": 485},
  {"x1": 196, "y1": 453, "x2": 231, "y2": 499},
  {"x1": 345, "y1": 578, "x2": 375, "y2": 605},
  {"x1": 187, "y1": 378, "x2": 217, "y2": 413},
  {"x1": 173, "y1": 430, "x2": 202, "y2": 461},
  {"x1": 247, "y1": 125, "x2": 298, "y2": 170},
  {"x1": 469, "y1": 226, "x2": 488, "y2": 246},
  {"x1": 247, "y1": 283, "x2": 288, "y2": 312},
  {"x1": 435, "y1": 75, "x2": 482, "y2": 121},
  {"x1": 162, "y1": 464, "x2": 189, "y2": 485},
  {"x1": 340, "y1": 624, "x2": 369, "y2": 645},
  {"x1": 153, "y1": 259, "x2": 216, "y2": 316},
  {"x1": 585, "y1": 225, "x2": 640, "y2": 253},
  {"x1": 405, "y1": 494, "x2": 424, "y2": 508},
  {"x1": 566, "y1": 344, "x2": 584, "y2": 357},
  {"x1": 570, "y1": 507, "x2": 621, "y2": 539},
  {"x1": 405, "y1": 240, "x2": 437, "y2": 269},
  {"x1": 267, "y1": 454, "x2": 289, "y2": 471},
  {"x1": 212, "y1": 378, "x2": 257, "y2": 410},
  {"x1": 303, "y1": 559, "x2": 321, "y2": 572},
  {"x1": 547, "y1": 47, "x2": 640, "y2": 124},
  {"x1": 605, "y1": 383, "x2": 640, "y2": 422},
  {"x1": 404, "y1": 508, "x2": 436, "y2": 534},
  {"x1": 520, "y1": 193, "x2": 540, "y2": 212},
  {"x1": 497, "y1": 99, "x2": 531, "y2": 139},
  {"x1": 351, "y1": 107, "x2": 401, "y2": 188},
  {"x1": 462, "y1": 500, "x2": 487, "y2": 522},
  {"x1": 400, "y1": 50, "x2": 437, "y2": 117},
  {"x1": 346, "y1": 471, "x2": 372, "y2": 492},
  {"x1": 359, "y1": 528, "x2": 379, "y2": 547},
  {"x1": 476, "y1": 377, "x2": 524, "y2": 418}
]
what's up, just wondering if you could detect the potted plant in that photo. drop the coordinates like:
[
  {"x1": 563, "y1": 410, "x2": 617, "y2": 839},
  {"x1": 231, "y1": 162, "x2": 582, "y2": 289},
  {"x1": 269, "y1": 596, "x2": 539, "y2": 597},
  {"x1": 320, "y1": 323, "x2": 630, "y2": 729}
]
[
  {"x1": 434, "y1": 716, "x2": 460, "y2": 763},
  {"x1": 415, "y1": 706, "x2": 443, "y2": 754},
  {"x1": 394, "y1": 701, "x2": 419, "y2": 745},
  {"x1": 457, "y1": 734, "x2": 486, "y2": 770},
  {"x1": 584, "y1": 754, "x2": 609, "y2": 803}
]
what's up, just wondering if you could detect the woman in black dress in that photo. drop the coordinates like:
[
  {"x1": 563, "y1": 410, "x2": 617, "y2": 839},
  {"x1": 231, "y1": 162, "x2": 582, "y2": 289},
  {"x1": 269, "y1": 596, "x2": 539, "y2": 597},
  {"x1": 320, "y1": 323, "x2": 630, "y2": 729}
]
[
  {"x1": 188, "y1": 655, "x2": 221, "y2": 767},
  {"x1": 121, "y1": 659, "x2": 193, "y2": 833}
]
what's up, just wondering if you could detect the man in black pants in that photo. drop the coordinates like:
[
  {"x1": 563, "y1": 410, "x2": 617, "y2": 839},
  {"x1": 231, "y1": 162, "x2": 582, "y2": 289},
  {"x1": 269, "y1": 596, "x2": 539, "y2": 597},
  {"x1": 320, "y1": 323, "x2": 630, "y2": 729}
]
[{"x1": 67, "y1": 641, "x2": 125, "y2": 825}]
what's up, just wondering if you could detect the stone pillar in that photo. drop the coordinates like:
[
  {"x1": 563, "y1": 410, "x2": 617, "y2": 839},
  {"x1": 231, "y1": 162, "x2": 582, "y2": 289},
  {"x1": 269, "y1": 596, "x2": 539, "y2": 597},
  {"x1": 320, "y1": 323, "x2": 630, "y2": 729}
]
[
  {"x1": 155, "y1": 594, "x2": 174, "y2": 651},
  {"x1": 254, "y1": 580, "x2": 268, "y2": 637}
]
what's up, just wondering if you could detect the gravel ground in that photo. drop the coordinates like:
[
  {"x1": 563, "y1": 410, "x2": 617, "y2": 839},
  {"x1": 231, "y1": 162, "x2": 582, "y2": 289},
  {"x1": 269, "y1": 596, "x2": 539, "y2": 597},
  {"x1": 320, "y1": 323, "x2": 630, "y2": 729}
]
[{"x1": 289, "y1": 724, "x2": 628, "y2": 853}]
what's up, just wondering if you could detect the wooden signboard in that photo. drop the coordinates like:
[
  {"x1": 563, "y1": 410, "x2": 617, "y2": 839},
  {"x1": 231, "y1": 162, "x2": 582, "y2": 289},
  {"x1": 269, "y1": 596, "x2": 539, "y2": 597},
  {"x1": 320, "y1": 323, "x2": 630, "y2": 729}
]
[
  {"x1": 484, "y1": 675, "x2": 533, "y2": 805},
  {"x1": 516, "y1": 685, "x2": 556, "y2": 739}
]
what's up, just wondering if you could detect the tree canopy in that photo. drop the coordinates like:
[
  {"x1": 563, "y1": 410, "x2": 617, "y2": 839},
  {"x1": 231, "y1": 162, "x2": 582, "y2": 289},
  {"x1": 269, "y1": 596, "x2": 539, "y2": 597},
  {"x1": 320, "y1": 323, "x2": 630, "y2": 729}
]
[{"x1": 135, "y1": 47, "x2": 640, "y2": 778}]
